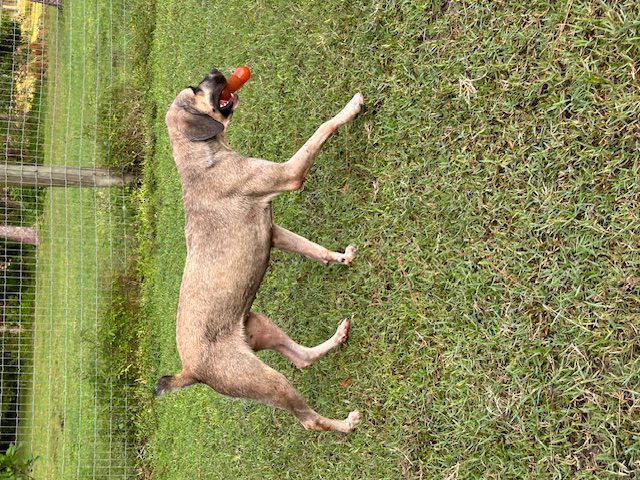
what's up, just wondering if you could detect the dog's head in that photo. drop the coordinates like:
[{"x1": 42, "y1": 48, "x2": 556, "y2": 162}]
[{"x1": 168, "y1": 68, "x2": 240, "y2": 142}]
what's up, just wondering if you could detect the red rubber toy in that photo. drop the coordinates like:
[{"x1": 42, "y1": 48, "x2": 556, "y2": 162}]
[{"x1": 220, "y1": 66, "x2": 251, "y2": 102}]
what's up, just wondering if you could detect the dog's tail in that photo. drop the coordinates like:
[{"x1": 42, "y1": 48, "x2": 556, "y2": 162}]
[{"x1": 154, "y1": 371, "x2": 198, "y2": 396}]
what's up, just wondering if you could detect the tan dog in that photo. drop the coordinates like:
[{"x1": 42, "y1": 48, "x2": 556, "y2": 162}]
[{"x1": 155, "y1": 68, "x2": 364, "y2": 433}]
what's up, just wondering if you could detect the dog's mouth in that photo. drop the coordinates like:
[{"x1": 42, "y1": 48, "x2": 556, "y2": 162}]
[{"x1": 218, "y1": 93, "x2": 237, "y2": 113}]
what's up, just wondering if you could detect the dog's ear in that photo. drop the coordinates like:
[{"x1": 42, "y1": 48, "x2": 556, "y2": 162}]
[{"x1": 178, "y1": 108, "x2": 224, "y2": 142}]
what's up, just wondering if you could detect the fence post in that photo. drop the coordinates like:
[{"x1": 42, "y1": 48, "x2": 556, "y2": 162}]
[{"x1": 0, "y1": 164, "x2": 135, "y2": 187}]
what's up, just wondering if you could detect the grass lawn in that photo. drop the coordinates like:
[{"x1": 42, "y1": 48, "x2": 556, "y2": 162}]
[
  {"x1": 135, "y1": 0, "x2": 640, "y2": 478},
  {"x1": 22, "y1": 0, "x2": 639, "y2": 478}
]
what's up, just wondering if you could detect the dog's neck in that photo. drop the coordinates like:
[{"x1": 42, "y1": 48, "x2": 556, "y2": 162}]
[
  {"x1": 199, "y1": 134, "x2": 234, "y2": 168},
  {"x1": 214, "y1": 132, "x2": 232, "y2": 151}
]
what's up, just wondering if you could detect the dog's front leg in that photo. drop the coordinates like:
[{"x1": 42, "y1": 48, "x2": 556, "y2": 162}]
[
  {"x1": 245, "y1": 93, "x2": 364, "y2": 196},
  {"x1": 283, "y1": 92, "x2": 364, "y2": 189},
  {"x1": 272, "y1": 224, "x2": 356, "y2": 266}
]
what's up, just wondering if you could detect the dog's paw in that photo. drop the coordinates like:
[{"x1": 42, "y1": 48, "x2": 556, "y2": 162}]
[
  {"x1": 337, "y1": 245, "x2": 357, "y2": 266},
  {"x1": 336, "y1": 93, "x2": 365, "y2": 123},
  {"x1": 349, "y1": 92, "x2": 364, "y2": 111},
  {"x1": 346, "y1": 411, "x2": 361, "y2": 431},
  {"x1": 333, "y1": 319, "x2": 350, "y2": 345}
]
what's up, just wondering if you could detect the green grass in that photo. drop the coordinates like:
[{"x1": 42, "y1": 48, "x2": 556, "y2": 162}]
[
  {"x1": 24, "y1": 0, "x2": 640, "y2": 478},
  {"x1": 135, "y1": 0, "x2": 640, "y2": 478},
  {"x1": 23, "y1": 0, "x2": 152, "y2": 478}
]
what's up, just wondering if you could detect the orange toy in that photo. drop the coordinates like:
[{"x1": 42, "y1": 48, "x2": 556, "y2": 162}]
[{"x1": 220, "y1": 66, "x2": 251, "y2": 102}]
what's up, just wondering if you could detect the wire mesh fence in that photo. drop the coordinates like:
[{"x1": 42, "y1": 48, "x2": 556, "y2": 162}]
[{"x1": 1, "y1": 0, "x2": 138, "y2": 477}]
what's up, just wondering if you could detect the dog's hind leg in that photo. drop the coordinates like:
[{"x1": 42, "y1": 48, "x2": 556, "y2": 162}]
[
  {"x1": 272, "y1": 224, "x2": 356, "y2": 266},
  {"x1": 204, "y1": 341, "x2": 360, "y2": 433},
  {"x1": 244, "y1": 312, "x2": 349, "y2": 369}
]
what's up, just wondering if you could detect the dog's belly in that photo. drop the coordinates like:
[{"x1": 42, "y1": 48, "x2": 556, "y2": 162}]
[{"x1": 175, "y1": 204, "x2": 272, "y2": 363}]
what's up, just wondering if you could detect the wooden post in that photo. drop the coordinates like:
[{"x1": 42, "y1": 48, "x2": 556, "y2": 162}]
[
  {"x1": 0, "y1": 164, "x2": 135, "y2": 187},
  {"x1": 0, "y1": 226, "x2": 38, "y2": 245},
  {"x1": 0, "y1": 325, "x2": 25, "y2": 335}
]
